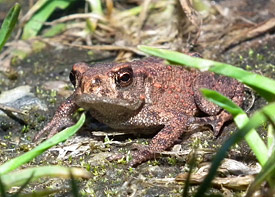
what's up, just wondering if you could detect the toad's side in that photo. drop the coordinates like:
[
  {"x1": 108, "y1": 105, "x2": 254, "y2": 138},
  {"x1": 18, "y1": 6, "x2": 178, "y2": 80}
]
[{"x1": 34, "y1": 57, "x2": 244, "y2": 166}]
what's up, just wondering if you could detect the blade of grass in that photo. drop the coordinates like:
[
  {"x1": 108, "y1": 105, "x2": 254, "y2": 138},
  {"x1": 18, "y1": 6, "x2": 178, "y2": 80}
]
[
  {"x1": 69, "y1": 170, "x2": 80, "y2": 197},
  {"x1": 115, "y1": 6, "x2": 142, "y2": 18},
  {"x1": 201, "y1": 89, "x2": 268, "y2": 165},
  {"x1": 138, "y1": 45, "x2": 275, "y2": 102},
  {"x1": 18, "y1": 189, "x2": 61, "y2": 197},
  {"x1": 0, "y1": 113, "x2": 85, "y2": 175},
  {"x1": 43, "y1": 23, "x2": 66, "y2": 37},
  {"x1": 182, "y1": 151, "x2": 197, "y2": 197},
  {"x1": 246, "y1": 150, "x2": 275, "y2": 196},
  {"x1": 20, "y1": 0, "x2": 48, "y2": 22},
  {"x1": 86, "y1": 0, "x2": 103, "y2": 33},
  {"x1": 0, "y1": 3, "x2": 21, "y2": 52},
  {"x1": 115, "y1": 3, "x2": 156, "y2": 19},
  {"x1": 0, "y1": 177, "x2": 6, "y2": 197},
  {"x1": 1, "y1": 166, "x2": 91, "y2": 189},
  {"x1": 22, "y1": 0, "x2": 73, "y2": 39},
  {"x1": 194, "y1": 102, "x2": 275, "y2": 197},
  {"x1": 87, "y1": 0, "x2": 103, "y2": 15},
  {"x1": 12, "y1": 172, "x2": 34, "y2": 197},
  {"x1": 267, "y1": 124, "x2": 274, "y2": 152},
  {"x1": 265, "y1": 112, "x2": 275, "y2": 154}
]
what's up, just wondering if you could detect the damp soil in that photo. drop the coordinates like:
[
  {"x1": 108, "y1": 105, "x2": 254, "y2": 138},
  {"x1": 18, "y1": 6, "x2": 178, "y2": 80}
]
[{"x1": 0, "y1": 0, "x2": 274, "y2": 196}]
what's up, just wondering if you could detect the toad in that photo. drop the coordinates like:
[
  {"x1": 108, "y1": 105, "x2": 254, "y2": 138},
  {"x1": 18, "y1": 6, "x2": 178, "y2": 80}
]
[{"x1": 34, "y1": 57, "x2": 244, "y2": 166}]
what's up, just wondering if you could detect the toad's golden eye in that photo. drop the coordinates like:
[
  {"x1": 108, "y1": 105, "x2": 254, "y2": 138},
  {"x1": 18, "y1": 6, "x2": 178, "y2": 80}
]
[{"x1": 115, "y1": 67, "x2": 133, "y2": 87}]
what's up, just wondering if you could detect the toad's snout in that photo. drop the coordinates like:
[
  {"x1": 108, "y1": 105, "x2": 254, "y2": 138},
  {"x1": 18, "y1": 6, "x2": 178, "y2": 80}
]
[{"x1": 80, "y1": 75, "x2": 114, "y2": 97}]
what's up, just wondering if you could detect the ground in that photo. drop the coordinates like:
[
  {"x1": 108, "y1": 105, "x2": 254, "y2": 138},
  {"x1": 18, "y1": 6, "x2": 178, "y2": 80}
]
[{"x1": 0, "y1": 0, "x2": 274, "y2": 196}]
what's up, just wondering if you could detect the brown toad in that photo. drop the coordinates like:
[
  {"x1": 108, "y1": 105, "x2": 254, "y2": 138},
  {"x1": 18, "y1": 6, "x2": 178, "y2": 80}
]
[{"x1": 34, "y1": 57, "x2": 244, "y2": 166}]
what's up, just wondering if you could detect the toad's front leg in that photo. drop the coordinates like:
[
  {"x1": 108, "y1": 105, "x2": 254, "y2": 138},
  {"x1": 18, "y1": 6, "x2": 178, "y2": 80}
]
[
  {"x1": 33, "y1": 95, "x2": 79, "y2": 141},
  {"x1": 130, "y1": 114, "x2": 188, "y2": 167}
]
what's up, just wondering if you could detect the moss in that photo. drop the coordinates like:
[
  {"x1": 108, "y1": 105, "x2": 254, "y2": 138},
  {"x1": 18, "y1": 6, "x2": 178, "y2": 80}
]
[
  {"x1": 32, "y1": 40, "x2": 47, "y2": 53},
  {"x1": 21, "y1": 124, "x2": 30, "y2": 133},
  {"x1": 167, "y1": 156, "x2": 178, "y2": 166}
]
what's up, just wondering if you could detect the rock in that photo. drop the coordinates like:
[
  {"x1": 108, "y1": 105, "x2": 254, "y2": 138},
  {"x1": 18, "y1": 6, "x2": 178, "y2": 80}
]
[
  {"x1": 0, "y1": 86, "x2": 48, "y2": 125},
  {"x1": 42, "y1": 80, "x2": 72, "y2": 97}
]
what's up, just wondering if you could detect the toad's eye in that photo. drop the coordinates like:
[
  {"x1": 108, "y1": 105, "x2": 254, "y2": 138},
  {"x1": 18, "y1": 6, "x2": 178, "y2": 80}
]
[
  {"x1": 120, "y1": 72, "x2": 131, "y2": 82},
  {"x1": 115, "y1": 67, "x2": 133, "y2": 87},
  {"x1": 69, "y1": 70, "x2": 76, "y2": 87}
]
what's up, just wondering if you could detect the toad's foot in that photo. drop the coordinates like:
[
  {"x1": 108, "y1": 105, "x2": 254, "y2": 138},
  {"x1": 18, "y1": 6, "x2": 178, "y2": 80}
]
[
  {"x1": 129, "y1": 147, "x2": 159, "y2": 167},
  {"x1": 187, "y1": 110, "x2": 232, "y2": 136},
  {"x1": 129, "y1": 115, "x2": 188, "y2": 167},
  {"x1": 33, "y1": 95, "x2": 79, "y2": 142}
]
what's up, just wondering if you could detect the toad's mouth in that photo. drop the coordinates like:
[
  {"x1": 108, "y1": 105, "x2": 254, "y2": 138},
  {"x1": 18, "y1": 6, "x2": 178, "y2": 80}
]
[{"x1": 75, "y1": 93, "x2": 144, "y2": 117}]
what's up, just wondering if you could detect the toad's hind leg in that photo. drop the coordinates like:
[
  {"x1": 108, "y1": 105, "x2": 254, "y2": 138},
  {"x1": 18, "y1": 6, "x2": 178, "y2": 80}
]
[
  {"x1": 187, "y1": 111, "x2": 232, "y2": 136},
  {"x1": 130, "y1": 114, "x2": 188, "y2": 167},
  {"x1": 191, "y1": 73, "x2": 244, "y2": 136}
]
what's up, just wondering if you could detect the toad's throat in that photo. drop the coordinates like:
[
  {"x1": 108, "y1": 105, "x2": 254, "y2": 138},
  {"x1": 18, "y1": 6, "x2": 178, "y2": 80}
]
[{"x1": 75, "y1": 93, "x2": 144, "y2": 118}]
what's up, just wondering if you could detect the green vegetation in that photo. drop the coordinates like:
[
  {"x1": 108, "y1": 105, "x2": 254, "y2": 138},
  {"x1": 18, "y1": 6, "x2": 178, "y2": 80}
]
[
  {"x1": 138, "y1": 45, "x2": 275, "y2": 196},
  {"x1": 138, "y1": 46, "x2": 275, "y2": 102},
  {"x1": 0, "y1": 4, "x2": 90, "y2": 195},
  {"x1": 0, "y1": 113, "x2": 88, "y2": 195},
  {"x1": 0, "y1": 3, "x2": 20, "y2": 52},
  {"x1": 1, "y1": 165, "x2": 90, "y2": 189},
  {"x1": 1, "y1": 0, "x2": 274, "y2": 195},
  {"x1": 0, "y1": 113, "x2": 85, "y2": 174},
  {"x1": 21, "y1": 0, "x2": 104, "y2": 39},
  {"x1": 22, "y1": 0, "x2": 76, "y2": 39}
]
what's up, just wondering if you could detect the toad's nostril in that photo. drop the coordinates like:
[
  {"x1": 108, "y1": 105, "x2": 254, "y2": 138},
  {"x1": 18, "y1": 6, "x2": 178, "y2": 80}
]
[
  {"x1": 91, "y1": 77, "x2": 101, "y2": 85},
  {"x1": 88, "y1": 84, "x2": 101, "y2": 94}
]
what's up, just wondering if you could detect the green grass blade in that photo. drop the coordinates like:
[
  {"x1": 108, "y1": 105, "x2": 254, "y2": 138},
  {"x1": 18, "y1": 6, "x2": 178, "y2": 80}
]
[
  {"x1": 138, "y1": 45, "x2": 275, "y2": 102},
  {"x1": 1, "y1": 166, "x2": 91, "y2": 189},
  {"x1": 201, "y1": 89, "x2": 268, "y2": 165},
  {"x1": 194, "y1": 102, "x2": 275, "y2": 196},
  {"x1": 266, "y1": 113, "x2": 275, "y2": 152},
  {"x1": 87, "y1": 0, "x2": 103, "y2": 15},
  {"x1": 245, "y1": 151, "x2": 275, "y2": 196},
  {"x1": 69, "y1": 170, "x2": 80, "y2": 197},
  {"x1": 18, "y1": 189, "x2": 61, "y2": 197},
  {"x1": 0, "y1": 113, "x2": 85, "y2": 175},
  {"x1": 201, "y1": 88, "x2": 244, "y2": 117},
  {"x1": 182, "y1": 152, "x2": 197, "y2": 197},
  {"x1": 0, "y1": 3, "x2": 21, "y2": 52},
  {"x1": 22, "y1": 0, "x2": 73, "y2": 39},
  {"x1": 43, "y1": 23, "x2": 66, "y2": 37},
  {"x1": 267, "y1": 124, "x2": 274, "y2": 151},
  {"x1": 0, "y1": 177, "x2": 6, "y2": 197},
  {"x1": 11, "y1": 172, "x2": 34, "y2": 197}
]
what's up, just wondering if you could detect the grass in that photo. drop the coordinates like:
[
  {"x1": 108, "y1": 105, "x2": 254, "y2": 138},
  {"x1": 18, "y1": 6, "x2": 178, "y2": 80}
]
[
  {"x1": 0, "y1": 113, "x2": 89, "y2": 195},
  {"x1": 22, "y1": 0, "x2": 75, "y2": 39},
  {"x1": 0, "y1": 113, "x2": 86, "y2": 175},
  {"x1": 21, "y1": 0, "x2": 105, "y2": 39},
  {"x1": 138, "y1": 45, "x2": 275, "y2": 102},
  {"x1": 138, "y1": 45, "x2": 275, "y2": 196},
  {"x1": 1, "y1": 166, "x2": 91, "y2": 189},
  {"x1": 0, "y1": 3, "x2": 20, "y2": 52},
  {"x1": 0, "y1": 3, "x2": 90, "y2": 195},
  {"x1": 1, "y1": 1, "x2": 274, "y2": 195},
  {"x1": 0, "y1": 1, "x2": 99, "y2": 195}
]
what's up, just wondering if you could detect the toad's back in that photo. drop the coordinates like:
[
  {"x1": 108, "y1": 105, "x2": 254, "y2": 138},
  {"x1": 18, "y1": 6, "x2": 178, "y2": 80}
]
[{"x1": 135, "y1": 58, "x2": 199, "y2": 116}]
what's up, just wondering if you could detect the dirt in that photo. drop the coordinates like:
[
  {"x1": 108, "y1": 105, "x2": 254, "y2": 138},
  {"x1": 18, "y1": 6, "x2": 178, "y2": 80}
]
[{"x1": 0, "y1": 0, "x2": 274, "y2": 196}]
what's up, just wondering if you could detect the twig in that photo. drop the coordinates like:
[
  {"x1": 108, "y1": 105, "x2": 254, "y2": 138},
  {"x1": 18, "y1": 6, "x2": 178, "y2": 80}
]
[
  {"x1": 62, "y1": 43, "x2": 146, "y2": 55},
  {"x1": 0, "y1": 104, "x2": 27, "y2": 115},
  {"x1": 45, "y1": 13, "x2": 107, "y2": 26}
]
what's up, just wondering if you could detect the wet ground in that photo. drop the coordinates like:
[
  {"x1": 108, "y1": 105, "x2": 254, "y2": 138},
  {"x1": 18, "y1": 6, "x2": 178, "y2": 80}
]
[{"x1": 0, "y1": 0, "x2": 275, "y2": 196}]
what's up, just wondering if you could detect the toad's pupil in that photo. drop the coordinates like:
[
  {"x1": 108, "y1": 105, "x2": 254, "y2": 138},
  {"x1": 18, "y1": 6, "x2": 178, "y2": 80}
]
[{"x1": 120, "y1": 73, "x2": 131, "y2": 82}]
